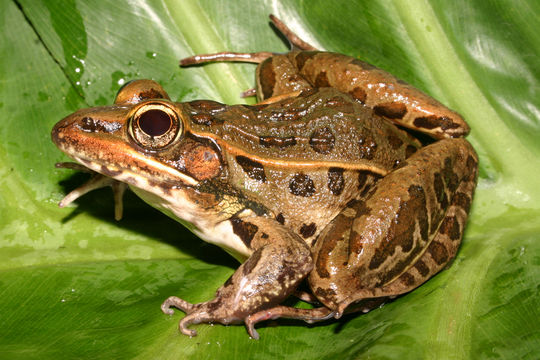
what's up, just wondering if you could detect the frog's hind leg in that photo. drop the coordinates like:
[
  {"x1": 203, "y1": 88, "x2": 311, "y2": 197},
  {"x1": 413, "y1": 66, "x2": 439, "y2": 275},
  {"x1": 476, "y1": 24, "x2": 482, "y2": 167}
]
[
  {"x1": 309, "y1": 138, "x2": 478, "y2": 316},
  {"x1": 179, "y1": 15, "x2": 316, "y2": 67},
  {"x1": 244, "y1": 296, "x2": 386, "y2": 339},
  {"x1": 180, "y1": 51, "x2": 274, "y2": 66},
  {"x1": 245, "y1": 306, "x2": 334, "y2": 339},
  {"x1": 269, "y1": 14, "x2": 318, "y2": 51}
]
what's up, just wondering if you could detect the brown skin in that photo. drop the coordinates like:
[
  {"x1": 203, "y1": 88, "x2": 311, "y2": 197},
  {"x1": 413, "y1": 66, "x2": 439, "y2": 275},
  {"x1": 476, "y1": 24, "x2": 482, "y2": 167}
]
[{"x1": 51, "y1": 15, "x2": 477, "y2": 339}]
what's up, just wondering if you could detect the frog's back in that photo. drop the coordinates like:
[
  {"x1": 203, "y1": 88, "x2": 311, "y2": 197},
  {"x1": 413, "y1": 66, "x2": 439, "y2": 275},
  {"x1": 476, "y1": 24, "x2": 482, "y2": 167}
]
[
  {"x1": 185, "y1": 88, "x2": 420, "y2": 244},
  {"x1": 187, "y1": 88, "x2": 418, "y2": 175}
]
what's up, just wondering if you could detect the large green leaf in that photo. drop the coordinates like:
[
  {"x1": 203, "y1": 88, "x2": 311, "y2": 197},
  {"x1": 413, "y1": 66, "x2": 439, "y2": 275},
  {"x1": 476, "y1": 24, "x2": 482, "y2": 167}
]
[{"x1": 1, "y1": 0, "x2": 539, "y2": 358}]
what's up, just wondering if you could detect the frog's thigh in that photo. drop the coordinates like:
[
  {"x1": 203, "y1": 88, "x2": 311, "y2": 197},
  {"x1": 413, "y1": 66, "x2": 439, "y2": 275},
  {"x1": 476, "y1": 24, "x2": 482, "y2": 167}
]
[
  {"x1": 163, "y1": 217, "x2": 313, "y2": 336},
  {"x1": 256, "y1": 55, "x2": 313, "y2": 100},
  {"x1": 309, "y1": 138, "x2": 478, "y2": 314}
]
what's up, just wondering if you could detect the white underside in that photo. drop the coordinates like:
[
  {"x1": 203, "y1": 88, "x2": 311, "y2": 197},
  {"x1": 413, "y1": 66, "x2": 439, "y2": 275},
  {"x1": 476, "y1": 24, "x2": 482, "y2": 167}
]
[{"x1": 129, "y1": 185, "x2": 251, "y2": 262}]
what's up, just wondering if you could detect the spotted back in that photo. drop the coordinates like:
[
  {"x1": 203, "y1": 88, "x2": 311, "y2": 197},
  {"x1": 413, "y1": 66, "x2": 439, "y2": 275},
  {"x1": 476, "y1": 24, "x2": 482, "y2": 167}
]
[{"x1": 182, "y1": 87, "x2": 420, "y2": 245}]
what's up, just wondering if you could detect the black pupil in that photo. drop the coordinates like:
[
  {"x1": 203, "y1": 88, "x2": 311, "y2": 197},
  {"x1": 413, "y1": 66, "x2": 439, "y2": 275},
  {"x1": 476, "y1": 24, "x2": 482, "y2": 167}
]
[{"x1": 138, "y1": 109, "x2": 171, "y2": 136}]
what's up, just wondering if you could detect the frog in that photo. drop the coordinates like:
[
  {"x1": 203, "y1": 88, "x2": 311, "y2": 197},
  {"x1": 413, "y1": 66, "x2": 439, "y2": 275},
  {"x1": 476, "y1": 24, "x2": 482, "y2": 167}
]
[{"x1": 51, "y1": 15, "x2": 478, "y2": 339}]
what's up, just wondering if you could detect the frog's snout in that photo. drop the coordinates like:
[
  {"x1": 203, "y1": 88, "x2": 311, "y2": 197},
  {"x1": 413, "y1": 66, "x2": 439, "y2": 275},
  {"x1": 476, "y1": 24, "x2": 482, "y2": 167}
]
[{"x1": 51, "y1": 114, "x2": 75, "y2": 148}]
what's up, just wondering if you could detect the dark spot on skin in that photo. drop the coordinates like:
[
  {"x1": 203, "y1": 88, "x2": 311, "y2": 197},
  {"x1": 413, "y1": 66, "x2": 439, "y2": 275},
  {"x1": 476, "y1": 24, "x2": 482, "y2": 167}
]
[
  {"x1": 139, "y1": 89, "x2": 168, "y2": 100},
  {"x1": 314, "y1": 286, "x2": 337, "y2": 301},
  {"x1": 309, "y1": 127, "x2": 335, "y2": 154},
  {"x1": 414, "y1": 260, "x2": 430, "y2": 277},
  {"x1": 351, "y1": 59, "x2": 377, "y2": 70},
  {"x1": 315, "y1": 71, "x2": 330, "y2": 87},
  {"x1": 369, "y1": 185, "x2": 428, "y2": 270},
  {"x1": 400, "y1": 273, "x2": 416, "y2": 287},
  {"x1": 466, "y1": 155, "x2": 478, "y2": 182},
  {"x1": 440, "y1": 215, "x2": 461, "y2": 241},
  {"x1": 299, "y1": 223, "x2": 317, "y2": 238},
  {"x1": 467, "y1": 155, "x2": 478, "y2": 172},
  {"x1": 327, "y1": 167, "x2": 345, "y2": 195},
  {"x1": 294, "y1": 51, "x2": 318, "y2": 70},
  {"x1": 413, "y1": 115, "x2": 460, "y2": 130},
  {"x1": 242, "y1": 249, "x2": 263, "y2": 276},
  {"x1": 358, "y1": 137, "x2": 377, "y2": 160},
  {"x1": 189, "y1": 100, "x2": 227, "y2": 113},
  {"x1": 77, "y1": 117, "x2": 122, "y2": 133},
  {"x1": 259, "y1": 136, "x2": 297, "y2": 148},
  {"x1": 276, "y1": 213, "x2": 285, "y2": 225},
  {"x1": 374, "y1": 102, "x2": 408, "y2": 119},
  {"x1": 360, "y1": 176, "x2": 378, "y2": 197},
  {"x1": 387, "y1": 134, "x2": 404, "y2": 150},
  {"x1": 406, "y1": 145, "x2": 417, "y2": 158},
  {"x1": 230, "y1": 217, "x2": 259, "y2": 248},
  {"x1": 205, "y1": 298, "x2": 223, "y2": 313},
  {"x1": 315, "y1": 200, "x2": 362, "y2": 279},
  {"x1": 261, "y1": 232, "x2": 269, "y2": 239},
  {"x1": 357, "y1": 171, "x2": 369, "y2": 190},
  {"x1": 289, "y1": 173, "x2": 316, "y2": 197},
  {"x1": 355, "y1": 200, "x2": 372, "y2": 217},
  {"x1": 349, "y1": 87, "x2": 367, "y2": 103},
  {"x1": 236, "y1": 155, "x2": 266, "y2": 182},
  {"x1": 428, "y1": 241, "x2": 449, "y2": 265},
  {"x1": 443, "y1": 157, "x2": 460, "y2": 193},
  {"x1": 276, "y1": 265, "x2": 300, "y2": 286},
  {"x1": 191, "y1": 113, "x2": 214, "y2": 126},
  {"x1": 259, "y1": 59, "x2": 276, "y2": 99},
  {"x1": 454, "y1": 192, "x2": 472, "y2": 214}
]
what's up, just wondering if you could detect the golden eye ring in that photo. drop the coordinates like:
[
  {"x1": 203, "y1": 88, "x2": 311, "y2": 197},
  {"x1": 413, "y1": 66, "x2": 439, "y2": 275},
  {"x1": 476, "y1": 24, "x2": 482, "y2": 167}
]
[{"x1": 128, "y1": 101, "x2": 182, "y2": 150}]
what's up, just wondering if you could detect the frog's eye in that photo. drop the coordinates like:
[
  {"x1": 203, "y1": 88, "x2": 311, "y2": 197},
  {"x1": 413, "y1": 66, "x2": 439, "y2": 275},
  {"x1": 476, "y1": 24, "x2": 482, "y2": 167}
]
[{"x1": 128, "y1": 101, "x2": 182, "y2": 150}]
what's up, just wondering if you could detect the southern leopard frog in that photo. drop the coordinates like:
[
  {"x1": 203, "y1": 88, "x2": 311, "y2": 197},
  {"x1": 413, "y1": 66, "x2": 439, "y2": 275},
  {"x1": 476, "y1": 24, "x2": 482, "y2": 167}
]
[{"x1": 51, "y1": 15, "x2": 478, "y2": 338}]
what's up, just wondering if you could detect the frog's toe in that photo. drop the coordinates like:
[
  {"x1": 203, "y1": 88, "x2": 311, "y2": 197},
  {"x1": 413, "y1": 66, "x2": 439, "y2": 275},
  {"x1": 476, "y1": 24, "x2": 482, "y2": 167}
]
[
  {"x1": 179, "y1": 313, "x2": 201, "y2": 337},
  {"x1": 245, "y1": 305, "x2": 335, "y2": 339},
  {"x1": 161, "y1": 296, "x2": 196, "y2": 315}
]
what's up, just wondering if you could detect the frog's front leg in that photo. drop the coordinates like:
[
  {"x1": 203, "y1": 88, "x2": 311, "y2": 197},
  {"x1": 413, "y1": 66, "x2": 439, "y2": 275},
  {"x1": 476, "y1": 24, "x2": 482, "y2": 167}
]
[
  {"x1": 161, "y1": 217, "x2": 312, "y2": 338},
  {"x1": 309, "y1": 138, "x2": 478, "y2": 315}
]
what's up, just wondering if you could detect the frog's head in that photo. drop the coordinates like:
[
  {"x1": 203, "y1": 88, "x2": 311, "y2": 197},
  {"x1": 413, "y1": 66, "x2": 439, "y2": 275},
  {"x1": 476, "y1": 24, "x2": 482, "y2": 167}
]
[{"x1": 52, "y1": 80, "x2": 223, "y2": 193}]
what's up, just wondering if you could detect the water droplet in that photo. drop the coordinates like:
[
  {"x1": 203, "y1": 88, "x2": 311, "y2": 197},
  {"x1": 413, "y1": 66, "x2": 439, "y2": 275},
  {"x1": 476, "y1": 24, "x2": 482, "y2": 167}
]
[
  {"x1": 71, "y1": 54, "x2": 85, "y2": 65},
  {"x1": 75, "y1": 67, "x2": 81, "y2": 73},
  {"x1": 117, "y1": 78, "x2": 125, "y2": 85}
]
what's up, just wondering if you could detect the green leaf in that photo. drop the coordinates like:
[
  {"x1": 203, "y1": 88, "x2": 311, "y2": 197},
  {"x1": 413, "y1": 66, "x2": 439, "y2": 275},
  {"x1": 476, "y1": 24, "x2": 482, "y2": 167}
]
[{"x1": 1, "y1": 0, "x2": 538, "y2": 359}]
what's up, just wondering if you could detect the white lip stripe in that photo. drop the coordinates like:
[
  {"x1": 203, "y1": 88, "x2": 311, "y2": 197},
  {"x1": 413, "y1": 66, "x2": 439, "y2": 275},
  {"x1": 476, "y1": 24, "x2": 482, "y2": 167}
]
[{"x1": 73, "y1": 153, "x2": 199, "y2": 187}]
